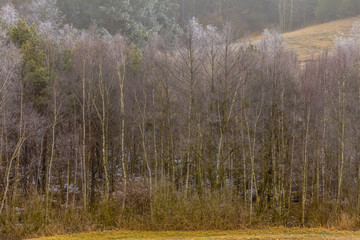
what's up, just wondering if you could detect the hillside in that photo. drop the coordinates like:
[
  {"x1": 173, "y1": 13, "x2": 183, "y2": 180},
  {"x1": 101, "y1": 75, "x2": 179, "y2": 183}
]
[{"x1": 283, "y1": 16, "x2": 360, "y2": 59}]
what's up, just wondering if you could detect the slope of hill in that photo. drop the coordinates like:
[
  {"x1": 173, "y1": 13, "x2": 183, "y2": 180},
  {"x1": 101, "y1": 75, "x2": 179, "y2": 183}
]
[{"x1": 283, "y1": 16, "x2": 360, "y2": 59}]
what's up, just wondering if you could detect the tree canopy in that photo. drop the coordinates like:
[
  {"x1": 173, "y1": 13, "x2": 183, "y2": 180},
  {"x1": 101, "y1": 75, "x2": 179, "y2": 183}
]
[{"x1": 56, "y1": 0, "x2": 181, "y2": 46}]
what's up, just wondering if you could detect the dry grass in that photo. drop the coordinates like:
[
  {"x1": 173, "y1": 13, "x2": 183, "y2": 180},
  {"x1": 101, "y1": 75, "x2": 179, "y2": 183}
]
[
  {"x1": 250, "y1": 15, "x2": 360, "y2": 60},
  {"x1": 27, "y1": 228, "x2": 360, "y2": 240},
  {"x1": 284, "y1": 16, "x2": 360, "y2": 60}
]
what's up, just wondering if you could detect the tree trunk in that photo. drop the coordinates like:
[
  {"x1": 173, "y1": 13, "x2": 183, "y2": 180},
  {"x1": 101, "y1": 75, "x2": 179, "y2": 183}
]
[
  {"x1": 45, "y1": 88, "x2": 58, "y2": 222},
  {"x1": 336, "y1": 79, "x2": 346, "y2": 212},
  {"x1": 81, "y1": 60, "x2": 87, "y2": 210},
  {"x1": 118, "y1": 61, "x2": 128, "y2": 211},
  {"x1": 302, "y1": 107, "x2": 311, "y2": 226}
]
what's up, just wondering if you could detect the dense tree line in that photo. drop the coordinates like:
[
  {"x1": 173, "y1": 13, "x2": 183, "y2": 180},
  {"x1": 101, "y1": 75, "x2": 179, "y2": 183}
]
[
  {"x1": 41, "y1": 0, "x2": 360, "y2": 37},
  {"x1": 2, "y1": 0, "x2": 360, "y2": 39},
  {"x1": 179, "y1": 0, "x2": 360, "y2": 34},
  {"x1": 177, "y1": 0, "x2": 360, "y2": 33},
  {"x1": 1, "y1": 1, "x2": 360, "y2": 239}
]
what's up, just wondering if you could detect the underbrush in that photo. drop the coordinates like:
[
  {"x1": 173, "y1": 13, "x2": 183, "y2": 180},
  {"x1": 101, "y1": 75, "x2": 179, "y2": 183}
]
[{"x1": 1, "y1": 183, "x2": 360, "y2": 240}]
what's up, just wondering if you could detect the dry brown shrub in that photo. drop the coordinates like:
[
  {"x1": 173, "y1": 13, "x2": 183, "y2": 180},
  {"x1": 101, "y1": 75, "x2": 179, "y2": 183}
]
[{"x1": 330, "y1": 212, "x2": 359, "y2": 230}]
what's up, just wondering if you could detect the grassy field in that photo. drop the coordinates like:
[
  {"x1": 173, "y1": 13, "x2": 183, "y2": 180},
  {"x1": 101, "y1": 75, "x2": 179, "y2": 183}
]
[
  {"x1": 251, "y1": 15, "x2": 360, "y2": 60},
  {"x1": 27, "y1": 228, "x2": 360, "y2": 240},
  {"x1": 284, "y1": 16, "x2": 360, "y2": 60}
]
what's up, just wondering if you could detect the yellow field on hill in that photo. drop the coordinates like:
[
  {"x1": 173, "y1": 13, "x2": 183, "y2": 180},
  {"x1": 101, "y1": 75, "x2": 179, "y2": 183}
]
[
  {"x1": 283, "y1": 16, "x2": 360, "y2": 59},
  {"x1": 27, "y1": 228, "x2": 360, "y2": 240}
]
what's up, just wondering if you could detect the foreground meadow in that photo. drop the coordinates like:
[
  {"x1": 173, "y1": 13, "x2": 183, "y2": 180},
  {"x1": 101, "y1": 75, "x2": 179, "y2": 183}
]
[{"x1": 28, "y1": 228, "x2": 360, "y2": 240}]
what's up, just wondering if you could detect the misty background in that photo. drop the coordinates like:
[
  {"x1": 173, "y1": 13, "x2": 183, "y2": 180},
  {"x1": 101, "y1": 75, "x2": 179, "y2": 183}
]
[{"x1": 2, "y1": 0, "x2": 360, "y2": 45}]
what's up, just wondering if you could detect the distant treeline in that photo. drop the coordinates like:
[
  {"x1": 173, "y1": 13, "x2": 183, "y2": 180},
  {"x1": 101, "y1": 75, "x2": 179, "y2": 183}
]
[
  {"x1": 55, "y1": 0, "x2": 360, "y2": 36},
  {"x1": 2, "y1": 0, "x2": 360, "y2": 41},
  {"x1": 176, "y1": 0, "x2": 360, "y2": 33}
]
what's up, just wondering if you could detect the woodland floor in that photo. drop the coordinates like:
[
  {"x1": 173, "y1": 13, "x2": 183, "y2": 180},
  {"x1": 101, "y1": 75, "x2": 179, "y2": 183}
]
[{"x1": 27, "y1": 228, "x2": 360, "y2": 240}]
